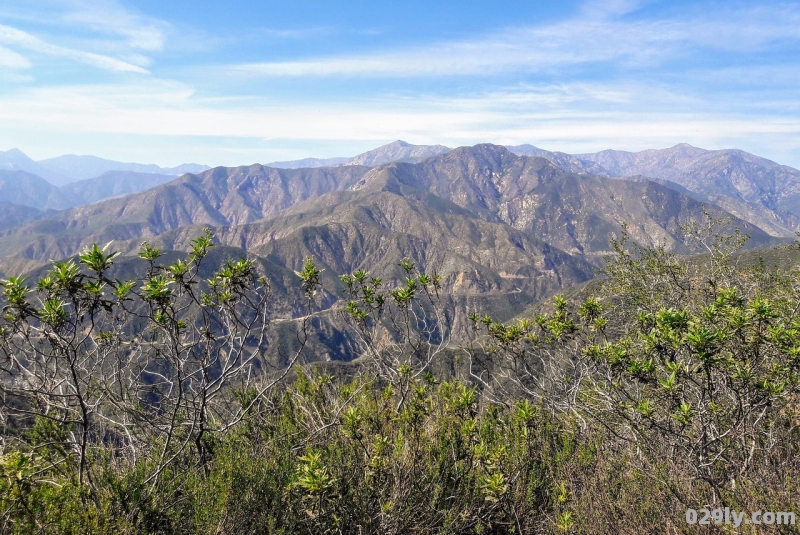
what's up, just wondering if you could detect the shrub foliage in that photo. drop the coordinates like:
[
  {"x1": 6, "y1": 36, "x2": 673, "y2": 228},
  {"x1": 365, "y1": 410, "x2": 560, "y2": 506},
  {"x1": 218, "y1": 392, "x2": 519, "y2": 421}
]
[{"x1": 1, "y1": 219, "x2": 798, "y2": 534}]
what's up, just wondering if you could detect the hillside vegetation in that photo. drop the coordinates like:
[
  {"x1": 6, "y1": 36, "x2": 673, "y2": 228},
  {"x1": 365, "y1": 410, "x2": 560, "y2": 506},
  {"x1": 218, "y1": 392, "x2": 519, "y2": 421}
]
[{"x1": 0, "y1": 216, "x2": 797, "y2": 534}]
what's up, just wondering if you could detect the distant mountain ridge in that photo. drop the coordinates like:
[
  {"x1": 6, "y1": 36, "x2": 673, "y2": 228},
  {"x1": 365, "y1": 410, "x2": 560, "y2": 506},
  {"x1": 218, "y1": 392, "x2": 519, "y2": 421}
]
[
  {"x1": 59, "y1": 171, "x2": 177, "y2": 205},
  {"x1": 37, "y1": 154, "x2": 209, "y2": 183},
  {"x1": 0, "y1": 149, "x2": 69, "y2": 185},
  {"x1": 0, "y1": 170, "x2": 81, "y2": 210},
  {"x1": 506, "y1": 143, "x2": 800, "y2": 238},
  {"x1": 0, "y1": 168, "x2": 178, "y2": 212},
  {"x1": 345, "y1": 140, "x2": 451, "y2": 167},
  {"x1": 267, "y1": 140, "x2": 451, "y2": 169},
  {"x1": 0, "y1": 148, "x2": 208, "y2": 186},
  {"x1": 265, "y1": 156, "x2": 349, "y2": 169}
]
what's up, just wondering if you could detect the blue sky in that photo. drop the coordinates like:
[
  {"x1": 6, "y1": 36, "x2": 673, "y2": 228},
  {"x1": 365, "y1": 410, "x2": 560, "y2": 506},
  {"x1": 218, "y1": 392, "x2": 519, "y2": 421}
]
[{"x1": 0, "y1": 0, "x2": 799, "y2": 167}]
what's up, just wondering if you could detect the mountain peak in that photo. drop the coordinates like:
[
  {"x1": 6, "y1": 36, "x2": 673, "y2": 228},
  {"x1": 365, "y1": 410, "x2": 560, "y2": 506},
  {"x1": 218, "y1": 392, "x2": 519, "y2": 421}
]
[
  {"x1": 666, "y1": 143, "x2": 708, "y2": 157},
  {"x1": 446, "y1": 143, "x2": 514, "y2": 160},
  {"x1": 345, "y1": 141, "x2": 451, "y2": 167},
  {"x1": 0, "y1": 148, "x2": 35, "y2": 163},
  {"x1": 505, "y1": 144, "x2": 549, "y2": 156}
]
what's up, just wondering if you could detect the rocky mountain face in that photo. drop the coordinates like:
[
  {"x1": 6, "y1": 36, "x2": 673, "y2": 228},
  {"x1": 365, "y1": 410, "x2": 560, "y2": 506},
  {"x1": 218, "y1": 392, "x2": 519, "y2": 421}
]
[{"x1": 507, "y1": 143, "x2": 800, "y2": 238}]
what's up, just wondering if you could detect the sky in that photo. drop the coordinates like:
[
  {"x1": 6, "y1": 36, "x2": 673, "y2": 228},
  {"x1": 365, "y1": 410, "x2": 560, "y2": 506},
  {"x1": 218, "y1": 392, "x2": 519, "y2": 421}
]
[{"x1": 0, "y1": 0, "x2": 799, "y2": 167}]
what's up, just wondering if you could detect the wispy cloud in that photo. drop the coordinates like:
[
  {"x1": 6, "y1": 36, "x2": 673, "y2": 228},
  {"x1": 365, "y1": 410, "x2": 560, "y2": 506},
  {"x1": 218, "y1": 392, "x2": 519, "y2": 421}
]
[
  {"x1": 228, "y1": 2, "x2": 800, "y2": 77},
  {"x1": 0, "y1": 23, "x2": 149, "y2": 73},
  {"x1": 0, "y1": 0, "x2": 167, "y2": 74},
  {"x1": 59, "y1": 0, "x2": 167, "y2": 52},
  {"x1": 0, "y1": 43, "x2": 30, "y2": 69}
]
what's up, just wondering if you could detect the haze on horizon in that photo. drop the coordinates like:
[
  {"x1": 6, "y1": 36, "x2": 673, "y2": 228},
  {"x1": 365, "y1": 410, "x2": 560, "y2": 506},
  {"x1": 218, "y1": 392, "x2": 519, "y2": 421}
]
[{"x1": 0, "y1": 0, "x2": 798, "y2": 168}]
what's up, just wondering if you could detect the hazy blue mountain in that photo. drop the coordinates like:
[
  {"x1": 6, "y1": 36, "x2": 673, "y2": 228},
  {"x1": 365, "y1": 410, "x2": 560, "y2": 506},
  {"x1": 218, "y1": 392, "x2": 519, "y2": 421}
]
[
  {"x1": 0, "y1": 148, "x2": 69, "y2": 185},
  {"x1": 60, "y1": 171, "x2": 177, "y2": 204},
  {"x1": 0, "y1": 169, "x2": 81, "y2": 210},
  {"x1": 0, "y1": 202, "x2": 42, "y2": 231},
  {"x1": 36, "y1": 154, "x2": 209, "y2": 183},
  {"x1": 0, "y1": 168, "x2": 180, "y2": 210}
]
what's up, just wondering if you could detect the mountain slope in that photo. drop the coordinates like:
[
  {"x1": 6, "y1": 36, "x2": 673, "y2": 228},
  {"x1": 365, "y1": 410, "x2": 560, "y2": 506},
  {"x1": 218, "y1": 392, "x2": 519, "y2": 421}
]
[
  {"x1": 371, "y1": 145, "x2": 777, "y2": 258},
  {"x1": 571, "y1": 144, "x2": 800, "y2": 236},
  {"x1": 129, "y1": 176, "x2": 599, "y2": 339},
  {"x1": 60, "y1": 171, "x2": 177, "y2": 204},
  {"x1": 208, "y1": 189, "x2": 596, "y2": 297},
  {"x1": 0, "y1": 170, "x2": 81, "y2": 210}
]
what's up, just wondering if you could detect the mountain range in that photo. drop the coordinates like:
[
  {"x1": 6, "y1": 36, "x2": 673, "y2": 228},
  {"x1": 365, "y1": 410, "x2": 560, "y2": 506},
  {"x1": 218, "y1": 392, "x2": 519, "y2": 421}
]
[
  {"x1": 268, "y1": 140, "x2": 800, "y2": 238},
  {"x1": 508, "y1": 143, "x2": 800, "y2": 238},
  {"x1": 0, "y1": 140, "x2": 797, "y2": 361},
  {"x1": 0, "y1": 143, "x2": 780, "y2": 287},
  {"x1": 0, "y1": 148, "x2": 208, "y2": 186}
]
